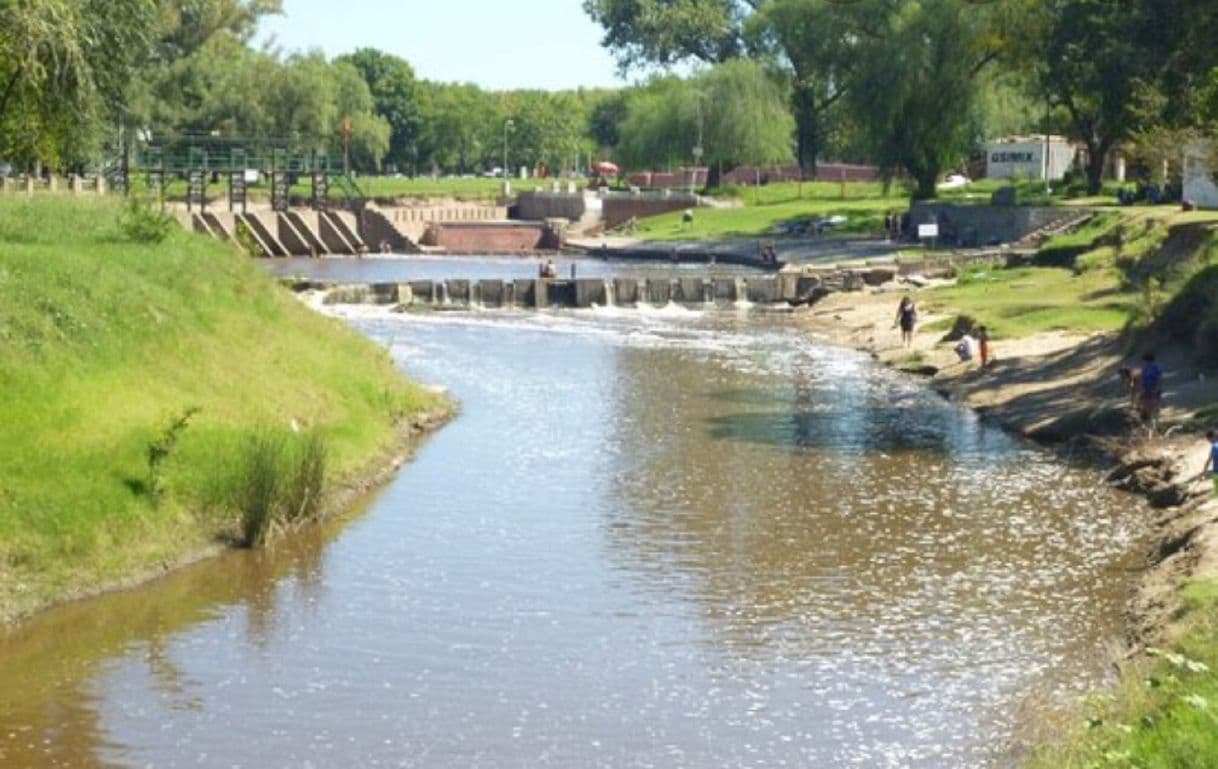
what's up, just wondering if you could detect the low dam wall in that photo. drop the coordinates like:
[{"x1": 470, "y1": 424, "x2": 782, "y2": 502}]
[{"x1": 303, "y1": 269, "x2": 892, "y2": 311}]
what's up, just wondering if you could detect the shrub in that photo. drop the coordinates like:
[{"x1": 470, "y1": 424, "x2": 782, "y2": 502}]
[
  {"x1": 117, "y1": 197, "x2": 176, "y2": 243},
  {"x1": 237, "y1": 431, "x2": 287, "y2": 548},
  {"x1": 147, "y1": 407, "x2": 200, "y2": 502},
  {"x1": 232, "y1": 428, "x2": 331, "y2": 547},
  {"x1": 283, "y1": 431, "x2": 327, "y2": 524}
]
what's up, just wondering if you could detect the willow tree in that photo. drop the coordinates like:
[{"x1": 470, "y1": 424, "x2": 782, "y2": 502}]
[
  {"x1": 0, "y1": 0, "x2": 156, "y2": 168},
  {"x1": 617, "y1": 60, "x2": 794, "y2": 185},
  {"x1": 585, "y1": 0, "x2": 822, "y2": 173},
  {"x1": 845, "y1": 0, "x2": 1014, "y2": 199}
]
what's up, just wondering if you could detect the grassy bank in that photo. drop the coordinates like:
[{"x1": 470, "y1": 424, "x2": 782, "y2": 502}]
[
  {"x1": 0, "y1": 196, "x2": 441, "y2": 622},
  {"x1": 872, "y1": 207, "x2": 1218, "y2": 767},
  {"x1": 919, "y1": 208, "x2": 1218, "y2": 340},
  {"x1": 1027, "y1": 579, "x2": 1218, "y2": 769}
]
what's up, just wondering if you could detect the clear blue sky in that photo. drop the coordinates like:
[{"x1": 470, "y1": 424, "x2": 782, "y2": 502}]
[{"x1": 257, "y1": 0, "x2": 630, "y2": 91}]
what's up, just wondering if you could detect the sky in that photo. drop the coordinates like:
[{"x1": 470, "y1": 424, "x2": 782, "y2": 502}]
[{"x1": 257, "y1": 0, "x2": 632, "y2": 91}]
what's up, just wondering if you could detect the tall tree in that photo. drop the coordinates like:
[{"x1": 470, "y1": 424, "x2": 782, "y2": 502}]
[
  {"x1": 1030, "y1": 0, "x2": 1149, "y2": 194},
  {"x1": 616, "y1": 61, "x2": 794, "y2": 181},
  {"x1": 337, "y1": 49, "x2": 421, "y2": 170},
  {"x1": 747, "y1": 0, "x2": 852, "y2": 175},
  {"x1": 586, "y1": 0, "x2": 825, "y2": 172},
  {"x1": 0, "y1": 0, "x2": 157, "y2": 168},
  {"x1": 846, "y1": 0, "x2": 1008, "y2": 199}
]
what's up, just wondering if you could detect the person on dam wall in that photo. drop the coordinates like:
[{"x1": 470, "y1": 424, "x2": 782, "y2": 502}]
[{"x1": 539, "y1": 258, "x2": 558, "y2": 279}]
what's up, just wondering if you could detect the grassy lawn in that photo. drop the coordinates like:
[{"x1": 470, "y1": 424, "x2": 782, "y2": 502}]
[
  {"x1": 1027, "y1": 579, "x2": 1218, "y2": 769},
  {"x1": 631, "y1": 181, "x2": 907, "y2": 241},
  {"x1": 921, "y1": 264, "x2": 1136, "y2": 338},
  {"x1": 0, "y1": 195, "x2": 440, "y2": 620}
]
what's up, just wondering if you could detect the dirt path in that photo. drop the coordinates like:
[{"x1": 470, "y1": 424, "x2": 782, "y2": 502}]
[{"x1": 800, "y1": 285, "x2": 1218, "y2": 645}]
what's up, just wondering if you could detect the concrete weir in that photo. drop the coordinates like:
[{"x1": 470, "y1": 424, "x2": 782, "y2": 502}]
[{"x1": 314, "y1": 275, "x2": 826, "y2": 311}]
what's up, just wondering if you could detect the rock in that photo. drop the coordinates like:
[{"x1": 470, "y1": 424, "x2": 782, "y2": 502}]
[{"x1": 863, "y1": 268, "x2": 897, "y2": 287}]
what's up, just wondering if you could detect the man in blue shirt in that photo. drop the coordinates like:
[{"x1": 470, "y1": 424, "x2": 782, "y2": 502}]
[{"x1": 1139, "y1": 352, "x2": 1164, "y2": 436}]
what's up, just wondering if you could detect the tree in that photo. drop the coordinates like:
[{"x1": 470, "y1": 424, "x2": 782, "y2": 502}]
[
  {"x1": 337, "y1": 49, "x2": 422, "y2": 170},
  {"x1": 846, "y1": 0, "x2": 1008, "y2": 199},
  {"x1": 583, "y1": 0, "x2": 749, "y2": 70},
  {"x1": 616, "y1": 61, "x2": 794, "y2": 183},
  {"x1": 698, "y1": 59, "x2": 795, "y2": 174},
  {"x1": 586, "y1": 0, "x2": 824, "y2": 172},
  {"x1": 747, "y1": 0, "x2": 853, "y2": 175},
  {"x1": 1031, "y1": 0, "x2": 1150, "y2": 194},
  {"x1": 0, "y1": 0, "x2": 158, "y2": 168},
  {"x1": 417, "y1": 82, "x2": 497, "y2": 174}
]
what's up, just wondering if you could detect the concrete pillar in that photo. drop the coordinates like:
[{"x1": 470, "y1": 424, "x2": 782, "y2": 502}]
[
  {"x1": 574, "y1": 278, "x2": 607, "y2": 308},
  {"x1": 446, "y1": 279, "x2": 471, "y2": 305},
  {"x1": 503, "y1": 281, "x2": 516, "y2": 307},
  {"x1": 746, "y1": 277, "x2": 778, "y2": 304},
  {"x1": 71, "y1": 175, "x2": 83, "y2": 195},
  {"x1": 479, "y1": 279, "x2": 505, "y2": 308},
  {"x1": 777, "y1": 274, "x2": 799, "y2": 302},
  {"x1": 369, "y1": 283, "x2": 399, "y2": 305},
  {"x1": 24, "y1": 176, "x2": 34, "y2": 195},
  {"x1": 96, "y1": 175, "x2": 106, "y2": 195},
  {"x1": 645, "y1": 278, "x2": 672, "y2": 305},
  {"x1": 47, "y1": 176, "x2": 57, "y2": 193},
  {"x1": 396, "y1": 284, "x2": 414, "y2": 306},
  {"x1": 613, "y1": 278, "x2": 640, "y2": 306},
  {"x1": 514, "y1": 279, "x2": 538, "y2": 308},
  {"x1": 676, "y1": 278, "x2": 706, "y2": 304},
  {"x1": 713, "y1": 278, "x2": 738, "y2": 302},
  {"x1": 0, "y1": 176, "x2": 9, "y2": 193}
]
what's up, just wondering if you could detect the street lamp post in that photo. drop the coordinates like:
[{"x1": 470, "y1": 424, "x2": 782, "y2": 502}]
[{"x1": 503, "y1": 119, "x2": 515, "y2": 181}]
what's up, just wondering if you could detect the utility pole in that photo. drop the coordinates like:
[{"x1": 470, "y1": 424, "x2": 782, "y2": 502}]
[
  {"x1": 503, "y1": 119, "x2": 515, "y2": 180},
  {"x1": 342, "y1": 115, "x2": 353, "y2": 177}
]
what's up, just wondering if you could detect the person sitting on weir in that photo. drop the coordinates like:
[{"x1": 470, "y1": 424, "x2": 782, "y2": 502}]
[{"x1": 539, "y1": 258, "x2": 558, "y2": 279}]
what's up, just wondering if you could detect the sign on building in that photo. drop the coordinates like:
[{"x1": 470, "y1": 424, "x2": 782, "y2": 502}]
[{"x1": 985, "y1": 136, "x2": 1075, "y2": 181}]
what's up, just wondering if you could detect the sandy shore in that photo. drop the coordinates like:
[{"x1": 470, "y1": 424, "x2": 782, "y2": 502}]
[{"x1": 799, "y1": 286, "x2": 1218, "y2": 645}]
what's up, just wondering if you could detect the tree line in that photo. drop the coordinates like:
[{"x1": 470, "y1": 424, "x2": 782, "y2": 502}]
[
  {"x1": 3, "y1": 1, "x2": 1218, "y2": 198},
  {"x1": 586, "y1": 0, "x2": 1218, "y2": 197}
]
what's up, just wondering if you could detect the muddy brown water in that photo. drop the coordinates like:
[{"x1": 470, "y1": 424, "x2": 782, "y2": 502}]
[{"x1": 0, "y1": 304, "x2": 1151, "y2": 768}]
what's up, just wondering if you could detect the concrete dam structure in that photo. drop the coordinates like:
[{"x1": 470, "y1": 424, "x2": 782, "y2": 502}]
[{"x1": 301, "y1": 273, "x2": 867, "y2": 311}]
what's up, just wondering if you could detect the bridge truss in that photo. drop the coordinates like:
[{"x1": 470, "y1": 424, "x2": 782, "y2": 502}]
[{"x1": 116, "y1": 133, "x2": 365, "y2": 213}]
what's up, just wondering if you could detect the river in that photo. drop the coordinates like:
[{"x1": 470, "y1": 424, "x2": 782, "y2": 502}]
[{"x1": 0, "y1": 278, "x2": 1150, "y2": 768}]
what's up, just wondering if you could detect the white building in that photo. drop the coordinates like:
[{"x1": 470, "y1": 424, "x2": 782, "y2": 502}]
[
  {"x1": 985, "y1": 136, "x2": 1075, "y2": 181},
  {"x1": 1183, "y1": 139, "x2": 1218, "y2": 209}
]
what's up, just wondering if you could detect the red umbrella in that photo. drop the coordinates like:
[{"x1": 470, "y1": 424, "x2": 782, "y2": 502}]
[{"x1": 592, "y1": 161, "x2": 620, "y2": 176}]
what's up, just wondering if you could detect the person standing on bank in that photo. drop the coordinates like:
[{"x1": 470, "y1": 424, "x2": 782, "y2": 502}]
[
  {"x1": 977, "y1": 326, "x2": 990, "y2": 367},
  {"x1": 1199, "y1": 430, "x2": 1218, "y2": 496},
  {"x1": 1139, "y1": 352, "x2": 1164, "y2": 437},
  {"x1": 895, "y1": 296, "x2": 918, "y2": 348}
]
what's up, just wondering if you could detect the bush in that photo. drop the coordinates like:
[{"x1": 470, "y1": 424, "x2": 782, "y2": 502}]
[
  {"x1": 237, "y1": 431, "x2": 286, "y2": 548},
  {"x1": 117, "y1": 197, "x2": 176, "y2": 243},
  {"x1": 283, "y1": 431, "x2": 327, "y2": 524},
  {"x1": 233, "y1": 428, "x2": 331, "y2": 547}
]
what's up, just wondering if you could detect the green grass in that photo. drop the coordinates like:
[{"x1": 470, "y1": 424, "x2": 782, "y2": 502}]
[
  {"x1": 631, "y1": 181, "x2": 907, "y2": 241},
  {"x1": 923, "y1": 265, "x2": 1136, "y2": 338},
  {"x1": 1027, "y1": 579, "x2": 1218, "y2": 769},
  {"x1": 0, "y1": 195, "x2": 440, "y2": 620}
]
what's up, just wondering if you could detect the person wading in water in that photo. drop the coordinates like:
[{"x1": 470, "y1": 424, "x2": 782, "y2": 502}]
[{"x1": 895, "y1": 296, "x2": 918, "y2": 349}]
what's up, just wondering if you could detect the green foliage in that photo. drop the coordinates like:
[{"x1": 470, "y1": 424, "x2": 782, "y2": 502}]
[
  {"x1": 232, "y1": 428, "x2": 330, "y2": 547},
  {"x1": 1027, "y1": 579, "x2": 1218, "y2": 769},
  {"x1": 147, "y1": 407, "x2": 200, "y2": 501},
  {"x1": 617, "y1": 61, "x2": 794, "y2": 173},
  {"x1": 0, "y1": 196, "x2": 441, "y2": 618},
  {"x1": 117, "y1": 197, "x2": 176, "y2": 243},
  {"x1": 336, "y1": 48, "x2": 421, "y2": 169}
]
